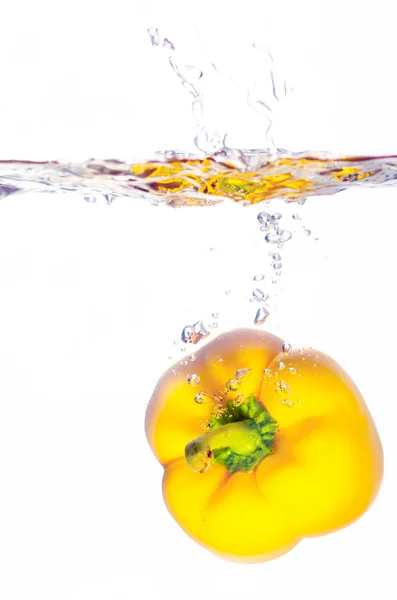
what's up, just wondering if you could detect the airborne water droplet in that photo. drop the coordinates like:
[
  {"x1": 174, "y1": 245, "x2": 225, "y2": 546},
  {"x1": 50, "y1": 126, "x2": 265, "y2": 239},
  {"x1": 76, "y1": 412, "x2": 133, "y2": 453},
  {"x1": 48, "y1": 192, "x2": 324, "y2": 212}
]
[{"x1": 254, "y1": 307, "x2": 270, "y2": 325}]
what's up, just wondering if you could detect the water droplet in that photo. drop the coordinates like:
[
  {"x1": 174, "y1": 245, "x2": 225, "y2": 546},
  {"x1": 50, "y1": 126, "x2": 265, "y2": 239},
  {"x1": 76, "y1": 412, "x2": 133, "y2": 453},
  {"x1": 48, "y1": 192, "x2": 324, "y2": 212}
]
[
  {"x1": 181, "y1": 321, "x2": 210, "y2": 345},
  {"x1": 189, "y1": 353, "x2": 196, "y2": 362},
  {"x1": 188, "y1": 374, "x2": 201, "y2": 387},
  {"x1": 288, "y1": 367, "x2": 297, "y2": 375},
  {"x1": 253, "y1": 288, "x2": 266, "y2": 302},
  {"x1": 292, "y1": 213, "x2": 301, "y2": 220},
  {"x1": 304, "y1": 229, "x2": 312, "y2": 236},
  {"x1": 253, "y1": 274, "x2": 265, "y2": 281},
  {"x1": 84, "y1": 195, "x2": 97, "y2": 203},
  {"x1": 282, "y1": 342, "x2": 292, "y2": 355},
  {"x1": 235, "y1": 368, "x2": 251, "y2": 380},
  {"x1": 278, "y1": 362, "x2": 286, "y2": 370},
  {"x1": 233, "y1": 394, "x2": 245, "y2": 407},
  {"x1": 254, "y1": 307, "x2": 270, "y2": 325}
]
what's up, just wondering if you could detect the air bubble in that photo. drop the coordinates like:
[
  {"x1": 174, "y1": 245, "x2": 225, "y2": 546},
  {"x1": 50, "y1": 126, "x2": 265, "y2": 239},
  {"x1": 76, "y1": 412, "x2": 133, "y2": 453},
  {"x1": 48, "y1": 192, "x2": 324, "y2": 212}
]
[
  {"x1": 253, "y1": 288, "x2": 266, "y2": 302},
  {"x1": 263, "y1": 368, "x2": 272, "y2": 379},
  {"x1": 188, "y1": 374, "x2": 201, "y2": 387},
  {"x1": 233, "y1": 394, "x2": 245, "y2": 407},
  {"x1": 181, "y1": 321, "x2": 210, "y2": 345},
  {"x1": 304, "y1": 229, "x2": 312, "y2": 236},
  {"x1": 254, "y1": 307, "x2": 270, "y2": 325},
  {"x1": 282, "y1": 342, "x2": 292, "y2": 355},
  {"x1": 212, "y1": 312, "x2": 219, "y2": 318},
  {"x1": 194, "y1": 393, "x2": 204, "y2": 404},
  {"x1": 235, "y1": 368, "x2": 251, "y2": 380},
  {"x1": 253, "y1": 274, "x2": 265, "y2": 281},
  {"x1": 282, "y1": 399, "x2": 295, "y2": 407},
  {"x1": 189, "y1": 353, "x2": 196, "y2": 362},
  {"x1": 278, "y1": 362, "x2": 286, "y2": 370},
  {"x1": 288, "y1": 367, "x2": 297, "y2": 375},
  {"x1": 257, "y1": 212, "x2": 272, "y2": 225},
  {"x1": 292, "y1": 213, "x2": 301, "y2": 220},
  {"x1": 276, "y1": 381, "x2": 292, "y2": 393},
  {"x1": 273, "y1": 262, "x2": 282, "y2": 270},
  {"x1": 84, "y1": 195, "x2": 97, "y2": 203},
  {"x1": 223, "y1": 378, "x2": 241, "y2": 393}
]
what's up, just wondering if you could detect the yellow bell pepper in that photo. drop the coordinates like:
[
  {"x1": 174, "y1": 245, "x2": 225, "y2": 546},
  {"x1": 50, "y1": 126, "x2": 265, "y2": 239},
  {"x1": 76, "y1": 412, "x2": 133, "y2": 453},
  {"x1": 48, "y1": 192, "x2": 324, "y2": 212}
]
[{"x1": 145, "y1": 329, "x2": 383, "y2": 563}]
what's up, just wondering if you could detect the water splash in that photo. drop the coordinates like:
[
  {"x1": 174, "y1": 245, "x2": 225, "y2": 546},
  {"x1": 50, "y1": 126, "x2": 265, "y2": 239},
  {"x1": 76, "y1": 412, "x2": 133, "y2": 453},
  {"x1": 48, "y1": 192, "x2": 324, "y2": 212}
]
[{"x1": 2, "y1": 152, "x2": 397, "y2": 208}]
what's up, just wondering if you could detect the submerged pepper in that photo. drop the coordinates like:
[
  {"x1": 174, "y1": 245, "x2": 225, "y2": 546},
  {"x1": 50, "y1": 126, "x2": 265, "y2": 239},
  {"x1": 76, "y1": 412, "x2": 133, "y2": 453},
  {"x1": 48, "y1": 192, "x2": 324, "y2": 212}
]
[{"x1": 145, "y1": 329, "x2": 383, "y2": 562}]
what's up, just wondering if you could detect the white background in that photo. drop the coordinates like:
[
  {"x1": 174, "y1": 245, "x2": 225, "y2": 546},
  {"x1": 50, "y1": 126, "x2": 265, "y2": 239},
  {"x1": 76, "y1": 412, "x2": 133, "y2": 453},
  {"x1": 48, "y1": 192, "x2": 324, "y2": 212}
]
[{"x1": 0, "y1": 1, "x2": 396, "y2": 599}]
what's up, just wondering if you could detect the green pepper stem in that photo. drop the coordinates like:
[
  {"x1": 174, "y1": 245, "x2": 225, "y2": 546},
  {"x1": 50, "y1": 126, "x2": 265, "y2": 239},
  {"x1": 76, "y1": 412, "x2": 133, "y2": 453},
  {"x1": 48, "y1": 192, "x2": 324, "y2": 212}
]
[
  {"x1": 185, "y1": 397, "x2": 278, "y2": 474},
  {"x1": 185, "y1": 420, "x2": 261, "y2": 474}
]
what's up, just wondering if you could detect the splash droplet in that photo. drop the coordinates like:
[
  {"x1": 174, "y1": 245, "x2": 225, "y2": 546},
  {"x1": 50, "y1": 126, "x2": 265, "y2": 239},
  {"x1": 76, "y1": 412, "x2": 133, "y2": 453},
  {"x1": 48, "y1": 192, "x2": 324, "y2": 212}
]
[
  {"x1": 188, "y1": 374, "x2": 201, "y2": 387},
  {"x1": 254, "y1": 307, "x2": 270, "y2": 325}
]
